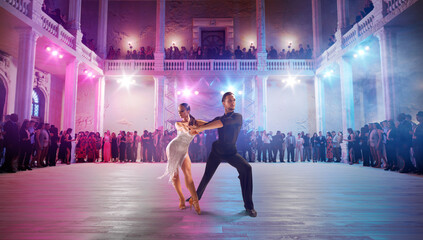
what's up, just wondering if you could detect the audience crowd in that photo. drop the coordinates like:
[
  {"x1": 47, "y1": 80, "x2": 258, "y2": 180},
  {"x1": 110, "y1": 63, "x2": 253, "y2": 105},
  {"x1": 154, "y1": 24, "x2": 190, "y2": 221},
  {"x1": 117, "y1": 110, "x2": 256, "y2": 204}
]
[
  {"x1": 106, "y1": 43, "x2": 313, "y2": 60},
  {"x1": 1, "y1": 112, "x2": 422, "y2": 176}
]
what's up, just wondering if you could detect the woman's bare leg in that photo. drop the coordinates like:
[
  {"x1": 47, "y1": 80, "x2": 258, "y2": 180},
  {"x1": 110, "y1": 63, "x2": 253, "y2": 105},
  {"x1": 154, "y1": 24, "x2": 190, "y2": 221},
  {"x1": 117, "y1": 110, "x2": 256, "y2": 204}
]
[
  {"x1": 181, "y1": 155, "x2": 198, "y2": 201},
  {"x1": 171, "y1": 170, "x2": 185, "y2": 208},
  {"x1": 181, "y1": 155, "x2": 200, "y2": 214}
]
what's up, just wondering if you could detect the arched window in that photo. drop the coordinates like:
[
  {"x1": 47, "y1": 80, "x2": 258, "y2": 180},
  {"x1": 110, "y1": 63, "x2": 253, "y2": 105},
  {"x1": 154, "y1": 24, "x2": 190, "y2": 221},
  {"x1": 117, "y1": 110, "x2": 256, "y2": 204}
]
[
  {"x1": 32, "y1": 89, "x2": 39, "y2": 117},
  {"x1": 31, "y1": 88, "x2": 45, "y2": 121}
]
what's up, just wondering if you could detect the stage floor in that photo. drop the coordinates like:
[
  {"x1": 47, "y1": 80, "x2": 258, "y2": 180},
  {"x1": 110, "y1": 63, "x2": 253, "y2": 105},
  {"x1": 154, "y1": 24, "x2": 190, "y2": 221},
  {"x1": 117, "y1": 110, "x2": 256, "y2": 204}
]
[{"x1": 0, "y1": 162, "x2": 423, "y2": 240}]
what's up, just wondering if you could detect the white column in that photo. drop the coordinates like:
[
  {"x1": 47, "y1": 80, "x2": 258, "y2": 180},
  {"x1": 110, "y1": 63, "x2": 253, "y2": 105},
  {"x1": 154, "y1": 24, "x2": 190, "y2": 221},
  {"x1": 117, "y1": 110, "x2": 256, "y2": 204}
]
[
  {"x1": 97, "y1": 0, "x2": 108, "y2": 59},
  {"x1": 154, "y1": 0, "x2": 165, "y2": 71},
  {"x1": 338, "y1": 57, "x2": 354, "y2": 162},
  {"x1": 255, "y1": 75, "x2": 268, "y2": 131},
  {"x1": 312, "y1": 0, "x2": 322, "y2": 58},
  {"x1": 68, "y1": 0, "x2": 82, "y2": 31},
  {"x1": 94, "y1": 76, "x2": 105, "y2": 133},
  {"x1": 314, "y1": 76, "x2": 325, "y2": 132},
  {"x1": 63, "y1": 59, "x2": 80, "y2": 131},
  {"x1": 154, "y1": 76, "x2": 165, "y2": 131},
  {"x1": 375, "y1": 27, "x2": 396, "y2": 120},
  {"x1": 336, "y1": 0, "x2": 349, "y2": 33},
  {"x1": 14, "y1": 28, "x2": 40, "y2": 121},
  {"x1": 256, "y1": 0, "x2": 267, "y2": 71}
]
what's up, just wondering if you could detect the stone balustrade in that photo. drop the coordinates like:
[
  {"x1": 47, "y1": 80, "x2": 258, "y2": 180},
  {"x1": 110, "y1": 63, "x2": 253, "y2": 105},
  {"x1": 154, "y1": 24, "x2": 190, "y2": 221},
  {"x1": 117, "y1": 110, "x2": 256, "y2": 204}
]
[
  {"x1": 105, "y1": 59, "x2": 315, "y2": 75},
  {"x1": 1, "y1": 0, "x2": 101, "y2": 71},
  {"x1": 317, "y1": 0, "x2": 417, "y2": 70}
]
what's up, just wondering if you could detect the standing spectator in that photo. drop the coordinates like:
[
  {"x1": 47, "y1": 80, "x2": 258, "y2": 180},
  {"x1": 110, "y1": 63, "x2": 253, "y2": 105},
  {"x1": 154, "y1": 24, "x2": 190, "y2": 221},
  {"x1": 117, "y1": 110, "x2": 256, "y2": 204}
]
[
  {"x1": 295, "y1": 133, "x2": 304, "y2": 162},
  {"x1": 133, "y1": 131, "x2": 140, "y2": 162},
  {"x1": 332, "y1": 131, "x2": 341, "y2": 162},
  {"x1": 86, "y1": 133, "x2": 96, "y2": 162},
  {"x1": 154, "y1": 129, "x2": 162, "y2": 162},
  {"x1": 397, "y1": 113, "x2": 414, "y2": 173},
  {"x1": 286, "y1": 132, "x2": 296, "y2": 162},
  {"x1": 354, "y1": 130, "x2": 362, "y2": 164},
  {"x1": 326, "y1": 132, "x2": 333, "y2": 162},
  {"x1": 141, "y1": 130, "x2": 150, "y2": 162},
  {"x1": 318, "y1": 131, "x2": 327, "y2": 162},
  {"x1": 413, "y1": 111, "x2": 423, "y2": 174},
  {"x1": 126, "y1": 132, "x2": 134, "y2": 162},
  {"x1": 95, "y1": 132, "x2": 102, "y2": 162},
  {"x1": 303, "y1": 133, "x2": 311, "y2": 162},
  {"x1": 385, "y1": 120, "x2": 397, "y2": 171},
  {"x1": 18, "y1": 120, "x2": 32, "y2": 171},
  {"x1": 256, "y1": 131, "x2": 263, "y2": 162},
  {"x1": 118, "y1": 131, "x2": 127, "y2": 162},
  {"x1": 47, "y1": 125, "x2": 59, "y2": 166},
  {"x1": 272, "y1": 131, "x2": 284, "y2": 162},
  {"x1": 103, "y1": 131, "x2": 111, "y2": 163},
  {"x1": 2, "y1": 114, "x2": 19, "y2": 172},
  {"x1": 361, "y1": 125, "x2": 371, "y2": 166},
  {"x1": 111, "y1": 132, "x2": 119, "y2": 162},
  {"x1": 262, "y1": 131, "x2": 272, "y2": 162},
  {"x1": 345, "y1": 128, "x2": 355, "y2": 165},
  {"x1": 311, "y1": 133, "x2": 319, "y2": 162},
  {"x1": 76, "y1": 132, "x2": 87, "y2": 162}
]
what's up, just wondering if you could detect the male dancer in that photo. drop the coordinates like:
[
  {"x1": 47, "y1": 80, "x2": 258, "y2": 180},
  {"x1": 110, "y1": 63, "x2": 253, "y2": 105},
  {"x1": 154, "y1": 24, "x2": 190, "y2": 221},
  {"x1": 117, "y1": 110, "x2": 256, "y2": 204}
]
[{"x1": 187, "y1": 92, "x2": 257, "y2": 217}]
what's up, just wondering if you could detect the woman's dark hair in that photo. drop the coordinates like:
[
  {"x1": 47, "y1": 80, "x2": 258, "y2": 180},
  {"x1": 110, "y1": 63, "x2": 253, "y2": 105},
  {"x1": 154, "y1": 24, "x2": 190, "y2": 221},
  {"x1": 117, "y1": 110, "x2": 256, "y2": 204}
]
[
  {"x1": 20, "y1": 119, "x2": 29, "y2": 133},
  {"x1": 66, "y1": 128, "x2": 72, "y2": 134},
  {"x1": 180, "y1": 103, "x2": 196, "y2": 126},
  {"x1": 375, "y1": 122, "x2": 382, "y2": 130},
  {"x1": 347, "y1": 128, "x2": 353, "y2": 134}
]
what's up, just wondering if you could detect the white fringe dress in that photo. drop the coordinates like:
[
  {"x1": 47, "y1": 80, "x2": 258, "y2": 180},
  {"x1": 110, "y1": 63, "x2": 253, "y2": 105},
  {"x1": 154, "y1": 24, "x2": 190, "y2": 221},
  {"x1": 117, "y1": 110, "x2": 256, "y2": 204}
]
[{"x1": 159, "y1": 130, "x2": 195, "y2": 183}]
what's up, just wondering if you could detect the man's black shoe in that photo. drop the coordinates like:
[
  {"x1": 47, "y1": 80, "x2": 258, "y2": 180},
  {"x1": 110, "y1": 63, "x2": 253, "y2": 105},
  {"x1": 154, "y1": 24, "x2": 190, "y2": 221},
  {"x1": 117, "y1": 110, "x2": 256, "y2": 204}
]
[{"x1": 246, "y1": 209, "x2": 257, "y2": 217}]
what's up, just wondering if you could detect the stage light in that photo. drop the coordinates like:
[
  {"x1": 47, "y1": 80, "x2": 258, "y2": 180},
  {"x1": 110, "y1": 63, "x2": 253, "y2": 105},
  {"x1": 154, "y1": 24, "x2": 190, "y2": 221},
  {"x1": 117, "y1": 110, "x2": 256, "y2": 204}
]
[
  {"x1": 118, "y1": 76, "x2": 135, "y2": 87},
  {"x1": 46, "y1": 46, "x2": 51, "y2": 52},
  {"x1": 323, "y1": 69, "x2": 334, "y2": 78},
  {"x1": 283, "y1": 77, "x2": 300, "y2": 87},
  {"x1": 87, "y1": 72, "x2": 93, "y2": 77},
  {"x1": 365, "y1": 46, "x2": 370, "y2": 51},
  {"x1": 358, "y1": 49, "x2": 365, "y2": 56},
  {"x1": 220, "y1": 91, "x2": 225, "y2": 95},
  {"x1": 353, "y1": 54, "x2": 358, "y2": 58},
  {"x1": 52, "y1": 50, "x2": 58, "y2": 56},
  {"x1": 238, "y1": 91, "x2": 243, "y2": 95},
  {"x1": 194, "y1": 91, "x2": 199, "y2": 95},
  {"x1": 92, "y1": 75, "x2": 96, "y2": 78},
  {"x1": 59, "y1": 54, "x2": 64, "y2": 59},
  {"x1": 172, "y1": 41, "x2": 176, "y2": 46},
  {"x1": 177, "y1": 91, "x2": 181, "y2": 95},
  {"x1": 183, "y1": 89, "x2": 191, "y2": 96},
  {"x1": 83, "y1": 69, "x2": 88, "y2": 74},
  {"x1": 228, "y1": 86, "x2": 235, "y2": 92}
]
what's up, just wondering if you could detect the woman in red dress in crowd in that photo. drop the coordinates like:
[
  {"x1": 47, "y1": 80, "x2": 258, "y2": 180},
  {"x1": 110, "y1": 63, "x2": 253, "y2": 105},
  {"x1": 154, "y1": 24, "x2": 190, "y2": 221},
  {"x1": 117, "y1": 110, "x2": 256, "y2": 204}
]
[{"x1": 326, "y1": 132, "x2": 334, "y2": 162}]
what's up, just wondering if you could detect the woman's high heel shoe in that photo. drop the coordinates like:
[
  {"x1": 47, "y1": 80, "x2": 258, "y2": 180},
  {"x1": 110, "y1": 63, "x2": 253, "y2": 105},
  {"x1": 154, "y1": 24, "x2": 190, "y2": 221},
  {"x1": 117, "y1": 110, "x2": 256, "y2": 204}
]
[{"x1": 189, "y1": 198, "x2": 201, "y2": 215}]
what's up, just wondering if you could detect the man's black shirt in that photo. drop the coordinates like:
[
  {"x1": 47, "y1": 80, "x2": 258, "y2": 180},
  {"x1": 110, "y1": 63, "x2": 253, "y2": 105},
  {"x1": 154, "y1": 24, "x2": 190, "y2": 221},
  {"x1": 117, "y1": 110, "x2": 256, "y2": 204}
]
[{"x1": 206, "y1": 111, "x2": 242, "y2": 155}]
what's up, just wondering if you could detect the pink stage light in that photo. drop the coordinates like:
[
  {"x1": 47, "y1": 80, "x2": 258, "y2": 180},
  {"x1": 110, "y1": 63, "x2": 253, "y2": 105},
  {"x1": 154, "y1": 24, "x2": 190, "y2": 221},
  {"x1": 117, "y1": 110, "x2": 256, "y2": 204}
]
[
  {"x1": 183, "y1": 89, "x2": 191, "y2": 96},
  {"x1": 194, "y1": 91, "x2": 199, "y2": 95},
  {"x1": 177, "y1": 91, "x2": 181, "y2": 95},
  {"x1": 46, "y1": 46, "x2": 51, "y2": 52},
  {"x1": 59, "y1": 54, "x2": 64, "y2": 59},
  {"x1": 52, "y1": 50, "x2": 58, "y2": 56},
  {"x1": 87, "y1": 72, "x2": 93, "y2": 77}
]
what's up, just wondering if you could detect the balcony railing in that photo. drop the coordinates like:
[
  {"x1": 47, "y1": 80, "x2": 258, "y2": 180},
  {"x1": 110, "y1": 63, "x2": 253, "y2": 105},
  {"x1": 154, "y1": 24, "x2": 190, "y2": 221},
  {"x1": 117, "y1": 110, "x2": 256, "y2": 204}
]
[
  {"x1": 3, "y1": 0, "x2": 29, "y2": 16},
  {"x1": 317, "y1": 0, "x2": 416, "y2": 70},
  {"x1": 105, "y1": 59, "x2": 314, "y2": 73},
  {"x1": 2, "y1": 0, "x2": 101, "y2": 70}
]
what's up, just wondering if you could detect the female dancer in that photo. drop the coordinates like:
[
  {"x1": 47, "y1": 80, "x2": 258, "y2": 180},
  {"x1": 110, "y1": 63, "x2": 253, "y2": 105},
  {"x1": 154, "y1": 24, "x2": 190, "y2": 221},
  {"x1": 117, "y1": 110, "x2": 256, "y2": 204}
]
[{"x1": 160, "y1": 103, "x2": 205, "y2": 215}]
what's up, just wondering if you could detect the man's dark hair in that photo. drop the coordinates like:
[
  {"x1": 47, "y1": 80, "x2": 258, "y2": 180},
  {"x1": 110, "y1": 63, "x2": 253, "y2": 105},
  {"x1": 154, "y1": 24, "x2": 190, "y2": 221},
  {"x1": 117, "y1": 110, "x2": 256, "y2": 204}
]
[
  {"x1": 222, "y1": 92, "x2": 234, "y2": 102},
  {"x1": 10, "y1": 113, "x2": 18, "y2": 122}
]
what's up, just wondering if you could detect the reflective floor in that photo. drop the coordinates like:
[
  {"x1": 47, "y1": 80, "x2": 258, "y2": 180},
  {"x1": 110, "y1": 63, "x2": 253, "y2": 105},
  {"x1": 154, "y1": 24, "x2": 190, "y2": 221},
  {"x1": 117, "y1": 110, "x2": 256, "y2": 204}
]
[{"x1": 0, "y1": 162, "x2": 422, "y2": 240}]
